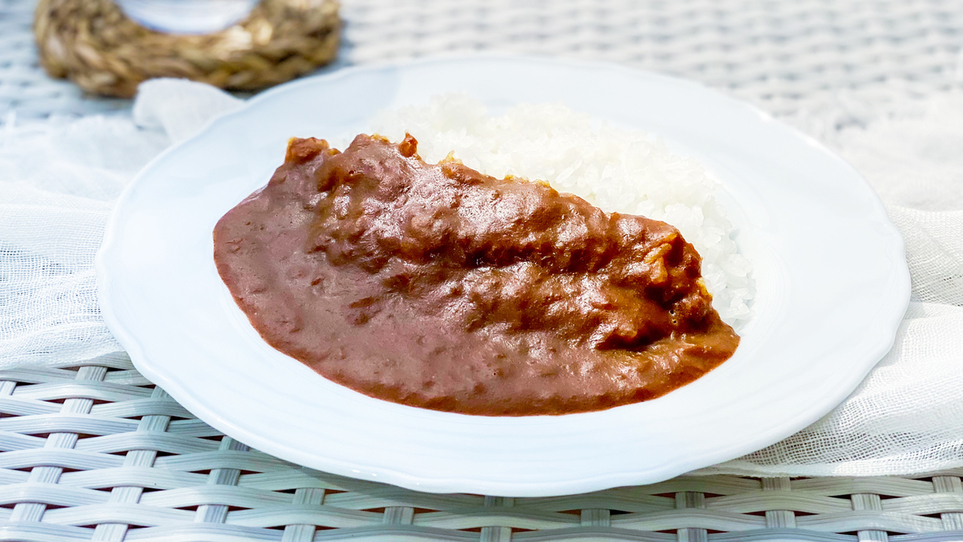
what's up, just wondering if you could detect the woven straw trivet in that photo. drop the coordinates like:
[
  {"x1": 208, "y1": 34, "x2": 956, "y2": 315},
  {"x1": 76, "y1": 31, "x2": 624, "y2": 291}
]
[{"x1": 33, "y1": 0, "x2": 340, "y2": 98}]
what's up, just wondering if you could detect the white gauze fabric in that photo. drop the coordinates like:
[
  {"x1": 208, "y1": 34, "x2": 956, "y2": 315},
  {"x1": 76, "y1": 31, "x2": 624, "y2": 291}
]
[
  {"x1": 703, "y1": 91, "x2": 963, "y2": 477},
  {"x1": 0, "y1": 79, "x2": 242, "y2": 369},
  {"x1": 1, "y1": 79, "x2": 962, "y2": 477}
]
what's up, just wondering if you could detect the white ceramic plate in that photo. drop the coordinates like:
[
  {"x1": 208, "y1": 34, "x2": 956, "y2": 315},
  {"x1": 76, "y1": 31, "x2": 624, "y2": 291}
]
[{"x1": 97, "y1": 55, "x2": 910, "y2": 497}]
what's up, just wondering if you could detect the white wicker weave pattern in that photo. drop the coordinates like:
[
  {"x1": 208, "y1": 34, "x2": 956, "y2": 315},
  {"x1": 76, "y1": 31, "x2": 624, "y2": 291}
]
[
  {"x1": 339, "y1": 0, "x2": 963, "y2": 118},
  {"x1": 4, "y1": 0, "x2": 963, "y2": 540}
]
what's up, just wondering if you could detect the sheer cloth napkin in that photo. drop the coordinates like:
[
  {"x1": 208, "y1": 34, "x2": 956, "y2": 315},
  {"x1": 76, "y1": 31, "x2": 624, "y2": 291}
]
[{"x1": 2, "y1": 78, "x2": 961, "y2": 478}]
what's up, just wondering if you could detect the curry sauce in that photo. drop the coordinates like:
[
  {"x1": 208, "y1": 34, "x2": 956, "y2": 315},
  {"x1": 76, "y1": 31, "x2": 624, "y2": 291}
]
[{"x1": 213, "y1": 134, "x2": 739, "y2": 415}]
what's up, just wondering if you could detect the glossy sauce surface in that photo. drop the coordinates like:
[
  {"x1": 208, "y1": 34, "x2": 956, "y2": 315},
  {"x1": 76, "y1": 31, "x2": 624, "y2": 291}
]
[{"x1": 213, "y1": 134, "x2": 739, "y2": 415}]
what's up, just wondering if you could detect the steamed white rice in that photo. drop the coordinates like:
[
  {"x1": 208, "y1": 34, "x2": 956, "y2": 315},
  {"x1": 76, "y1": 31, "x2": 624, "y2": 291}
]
[{"x1": 361, "y1": 94, "x2": 753, "y2": 327}]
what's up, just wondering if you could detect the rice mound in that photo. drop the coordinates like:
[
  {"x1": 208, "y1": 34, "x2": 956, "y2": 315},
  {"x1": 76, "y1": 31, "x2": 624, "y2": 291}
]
[{"x1": 366, "y1": 94, "x2": 753, "y2": 327}]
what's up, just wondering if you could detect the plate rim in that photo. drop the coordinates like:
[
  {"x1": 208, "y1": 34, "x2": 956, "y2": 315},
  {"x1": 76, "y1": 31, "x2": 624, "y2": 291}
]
[{"x1": 96, "y1": 52, "x2": 911, "y2": 496}]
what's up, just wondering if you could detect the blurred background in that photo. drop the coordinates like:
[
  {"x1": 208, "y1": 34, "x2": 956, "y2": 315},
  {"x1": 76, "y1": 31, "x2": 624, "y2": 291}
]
[{"x1": 3, "y1": 0, "x2": 961, "y2": 128}]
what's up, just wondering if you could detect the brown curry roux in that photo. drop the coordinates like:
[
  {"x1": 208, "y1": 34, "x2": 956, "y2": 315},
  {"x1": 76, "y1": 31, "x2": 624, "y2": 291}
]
[{"x1": 213, "y1": 134, "x2": 739, "y2": 416}]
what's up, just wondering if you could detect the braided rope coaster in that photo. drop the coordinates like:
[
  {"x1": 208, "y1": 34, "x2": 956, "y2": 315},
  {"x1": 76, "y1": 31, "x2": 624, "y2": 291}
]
[{"x1": 33, "y1": 0, "x2": 340, "y2": 98}]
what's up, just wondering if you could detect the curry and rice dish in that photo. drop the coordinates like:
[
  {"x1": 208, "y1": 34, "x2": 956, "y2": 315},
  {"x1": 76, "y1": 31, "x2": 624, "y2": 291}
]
[{"x1": 213, "y1": 130, "x2": 741, "y2": 416}]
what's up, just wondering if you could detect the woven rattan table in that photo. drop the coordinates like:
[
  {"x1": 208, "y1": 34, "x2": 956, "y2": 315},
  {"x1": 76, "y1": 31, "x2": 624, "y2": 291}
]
[{"x1": 3, "y1": 0, "x2": 963, "y2": 540}]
